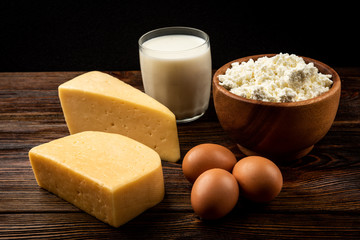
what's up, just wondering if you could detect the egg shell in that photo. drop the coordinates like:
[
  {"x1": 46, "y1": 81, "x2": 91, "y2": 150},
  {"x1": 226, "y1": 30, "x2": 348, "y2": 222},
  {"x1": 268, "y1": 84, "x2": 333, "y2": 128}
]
[
  {"x1": 191, "y1": 168, "x2": 239, "y2": 220},
  {"x1": 232, "y1": 156, "x2": 283, "y2": 203},
  {"x1": 182, "y1": 143, "x2": 237, "y2": 183}
]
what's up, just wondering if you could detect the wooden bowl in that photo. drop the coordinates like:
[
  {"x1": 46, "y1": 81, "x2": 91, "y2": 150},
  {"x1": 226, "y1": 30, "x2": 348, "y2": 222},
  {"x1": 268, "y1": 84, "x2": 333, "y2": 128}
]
[{"x1": 213, "y1": 54, "x2": 341, "y2": 160}]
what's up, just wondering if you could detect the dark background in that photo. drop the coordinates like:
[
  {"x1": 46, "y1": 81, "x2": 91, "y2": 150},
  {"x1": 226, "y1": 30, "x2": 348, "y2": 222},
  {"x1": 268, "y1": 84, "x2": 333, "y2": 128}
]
[{"x1": 0, "y1": 1, "x2": 358, "y2": 72}]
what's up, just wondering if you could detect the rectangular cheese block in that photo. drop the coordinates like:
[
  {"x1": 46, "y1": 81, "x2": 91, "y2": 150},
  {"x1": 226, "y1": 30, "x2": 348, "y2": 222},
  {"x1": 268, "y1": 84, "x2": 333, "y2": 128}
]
[
  {"x1": 58, "y1": 71, "x2": 180, "y2": 162},
  {"x1": 29, "y1": 131, "x2": 165, "y2": 227}
]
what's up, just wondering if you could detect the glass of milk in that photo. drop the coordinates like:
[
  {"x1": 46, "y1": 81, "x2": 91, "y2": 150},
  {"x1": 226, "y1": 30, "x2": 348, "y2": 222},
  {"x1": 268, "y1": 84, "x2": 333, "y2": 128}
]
[{"x1": 139, "y1": 27, "x2": 211, "y2": 123}]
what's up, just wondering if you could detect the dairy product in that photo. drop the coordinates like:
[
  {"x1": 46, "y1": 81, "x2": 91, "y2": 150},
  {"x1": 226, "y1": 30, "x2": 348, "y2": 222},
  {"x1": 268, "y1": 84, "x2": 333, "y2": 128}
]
[
  {"x1": 218, "y1": 53, "x2": 333, "y2": 102},
  {"x1": 139, "y1": 33, "x2": 211, "y2": 121},
  {"x1": 58, "y1": 71, "x2": 180, "y2": 162},
  {"x1": 142, "y1": 35, "x2": 206, "y2": 54},
  {"x1": 29, "y1": 131, "x2": 165, "y2": 227}
]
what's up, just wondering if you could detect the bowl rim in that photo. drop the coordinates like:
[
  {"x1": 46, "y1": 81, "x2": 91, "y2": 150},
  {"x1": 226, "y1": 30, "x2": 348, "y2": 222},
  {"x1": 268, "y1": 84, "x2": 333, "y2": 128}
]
[{"x1": 213, "y1": 54, "x2": 341, "y2": 107}]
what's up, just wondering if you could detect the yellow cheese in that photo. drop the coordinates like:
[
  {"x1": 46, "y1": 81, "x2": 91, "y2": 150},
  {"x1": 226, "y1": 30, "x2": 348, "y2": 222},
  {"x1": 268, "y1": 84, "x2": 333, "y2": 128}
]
[
  {"x1": 58, "y1": 71, "x2": 180, "y2": 162},
  {"x1": 29, "y1": 131, "x2": 165, "y2": 227}
]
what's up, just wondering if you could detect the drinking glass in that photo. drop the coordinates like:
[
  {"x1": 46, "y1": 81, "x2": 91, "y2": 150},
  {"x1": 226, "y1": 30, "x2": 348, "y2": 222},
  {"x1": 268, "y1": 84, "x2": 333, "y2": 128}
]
[{"x1": 139, "y1": 27, "x2": 211, "y2": 123}]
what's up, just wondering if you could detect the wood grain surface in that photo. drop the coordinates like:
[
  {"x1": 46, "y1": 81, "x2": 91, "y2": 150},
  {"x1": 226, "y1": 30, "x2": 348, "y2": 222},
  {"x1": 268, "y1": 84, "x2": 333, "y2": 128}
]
[{"x1": 0, "y1": 69, "x2": 359, "y2": 239}]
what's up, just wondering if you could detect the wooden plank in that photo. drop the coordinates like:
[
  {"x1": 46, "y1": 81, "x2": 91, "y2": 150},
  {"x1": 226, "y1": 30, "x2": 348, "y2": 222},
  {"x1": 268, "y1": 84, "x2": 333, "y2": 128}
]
[
  {"x1": 0, "y1": 69, "x2": 359, "y2": 238},
  {"x1": 1, "y1": 158, "x2": 359, "y2": 213},
  {"x1": 0, "y1": 212, "x2": 359, "y2": 239}
]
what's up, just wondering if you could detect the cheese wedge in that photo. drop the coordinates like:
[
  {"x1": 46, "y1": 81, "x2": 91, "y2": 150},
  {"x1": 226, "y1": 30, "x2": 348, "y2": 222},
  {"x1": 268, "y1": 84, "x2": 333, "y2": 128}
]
[
  {"x1": 29, "y1": 131, "x2": 165, "y2": 227},
  {"x1": 58, "y1": 71, "x2": 180, "y2": 162}
]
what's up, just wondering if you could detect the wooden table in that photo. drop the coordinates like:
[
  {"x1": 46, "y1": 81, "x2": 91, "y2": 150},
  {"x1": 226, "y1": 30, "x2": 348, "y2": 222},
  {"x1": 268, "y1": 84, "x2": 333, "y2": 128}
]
[{"x1": 1, "y1": 69, "x2": 359, "y2": 239}]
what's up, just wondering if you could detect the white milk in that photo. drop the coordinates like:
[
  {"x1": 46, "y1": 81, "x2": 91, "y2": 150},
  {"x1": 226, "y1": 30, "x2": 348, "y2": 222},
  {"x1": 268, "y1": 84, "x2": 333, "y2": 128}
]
[{"x1": 139, "y1": 34, "x2": 211, "y2": 122}]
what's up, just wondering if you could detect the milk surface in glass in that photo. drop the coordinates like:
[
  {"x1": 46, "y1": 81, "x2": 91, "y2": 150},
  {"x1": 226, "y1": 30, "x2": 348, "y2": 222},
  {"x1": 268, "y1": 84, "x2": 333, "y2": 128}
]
[{"x1": 139, "y1": 32, "x2": 211, "y2": 123}]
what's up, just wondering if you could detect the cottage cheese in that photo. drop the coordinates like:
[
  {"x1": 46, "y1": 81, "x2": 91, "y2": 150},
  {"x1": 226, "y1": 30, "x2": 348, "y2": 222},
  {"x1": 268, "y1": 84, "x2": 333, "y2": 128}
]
[{"x1": 218, "y1": 53, "x2": 333, "y2": 102}]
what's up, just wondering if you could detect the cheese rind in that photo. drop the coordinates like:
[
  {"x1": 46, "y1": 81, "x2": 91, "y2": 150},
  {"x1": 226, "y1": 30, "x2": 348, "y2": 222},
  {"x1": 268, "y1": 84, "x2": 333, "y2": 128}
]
[
  {"x1": 29, "y1": 131, "x2": 165, "y2": 227},
  {"x1": 58, "y1": 71, "x2": 180, "y2": 162}
]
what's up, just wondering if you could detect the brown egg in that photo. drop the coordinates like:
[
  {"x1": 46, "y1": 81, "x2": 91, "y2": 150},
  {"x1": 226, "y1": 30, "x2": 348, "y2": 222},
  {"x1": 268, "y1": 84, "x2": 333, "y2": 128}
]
[
  {"x1": 232, "y1": 156, "x2": 283, "y2": 203},
  {"x1": 191, "y1": 168, "x2": 239, "y2": 220},
  {"x1": 182, "y1": 143, "x2": 237, "y2": 183}
]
